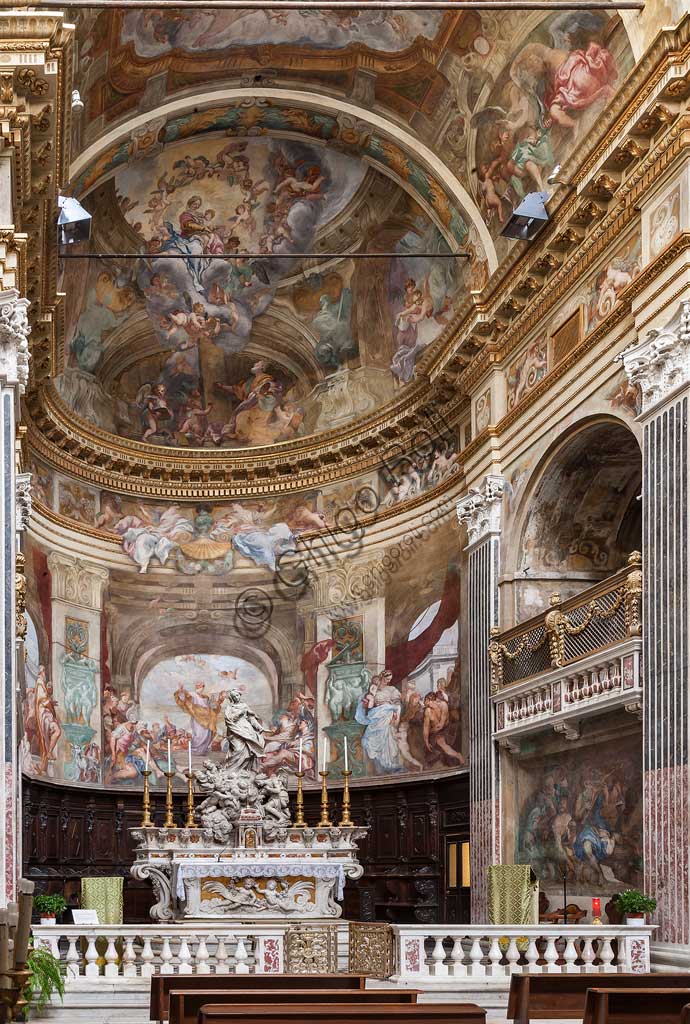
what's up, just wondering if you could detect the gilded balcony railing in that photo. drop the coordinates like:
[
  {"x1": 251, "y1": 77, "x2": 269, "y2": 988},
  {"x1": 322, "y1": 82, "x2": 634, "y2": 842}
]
[{"x1": 489, "y1": 551, "x2": 642, "y2": 691}]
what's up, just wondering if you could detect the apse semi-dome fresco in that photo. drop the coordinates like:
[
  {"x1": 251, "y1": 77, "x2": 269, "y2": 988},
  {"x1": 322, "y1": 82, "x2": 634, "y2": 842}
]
[{"x1": 56, "y1": 134, "x2": 465, "y2": 447}]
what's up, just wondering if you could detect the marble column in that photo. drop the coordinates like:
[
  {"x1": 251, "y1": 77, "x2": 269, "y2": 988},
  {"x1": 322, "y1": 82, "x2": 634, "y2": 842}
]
[
  {"x1": 0, "y1": 288, "x2": 30, "y2": 901},
  {"x1": 457, "y1": 475, "x2": 504, "y2": 922},
  {"x1": 622, "y1": 300, "x2": 690, "y2": 950}
]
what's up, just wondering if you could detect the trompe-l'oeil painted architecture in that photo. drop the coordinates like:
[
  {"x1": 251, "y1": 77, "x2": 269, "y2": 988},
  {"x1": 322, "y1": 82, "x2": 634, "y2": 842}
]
[{"x1": 1, "y1": 1, "x2": 690, "y2": 1004}]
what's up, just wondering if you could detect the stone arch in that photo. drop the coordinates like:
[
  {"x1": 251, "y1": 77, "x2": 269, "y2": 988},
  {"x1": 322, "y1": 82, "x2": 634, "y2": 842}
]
[
  {"x1": 70, "y1": 87, "x2": 497, "y2": 271},
  {"x1": 508, "y1": 415, "x2": 642, "y2": 621}
]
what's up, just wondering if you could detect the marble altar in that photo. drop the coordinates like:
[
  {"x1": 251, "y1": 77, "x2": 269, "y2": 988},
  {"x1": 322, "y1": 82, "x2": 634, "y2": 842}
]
[{"x1": 130, "y1": 689, "x2": 366, "y2": 922}]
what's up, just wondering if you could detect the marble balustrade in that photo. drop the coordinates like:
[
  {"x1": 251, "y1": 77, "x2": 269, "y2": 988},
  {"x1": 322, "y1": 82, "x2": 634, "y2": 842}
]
[
  {"x1": 392, "y1": 924, "x2": 654, "y2": 981},
  {"x1": 31, "y1": 922, "x2": 654, "y2": 984}
]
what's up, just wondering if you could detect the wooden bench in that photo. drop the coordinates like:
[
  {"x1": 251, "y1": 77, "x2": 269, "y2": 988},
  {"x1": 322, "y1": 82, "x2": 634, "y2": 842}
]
[
  {"x1": 150, "y1": 974, "x2": 365, "y2": 1022},
  {"x1": 508, "y1": 974, "x2": 690, "y2": 1023},
  {"x1": 197, "y1": 1002, "x2": 486, "y2": 1024},
  {"x1": 583, "y1": 988, "x2": 690, "y2": 1024},
  {"x1": 169, "y1": 989, "x2": 418, "y2": 1024}
]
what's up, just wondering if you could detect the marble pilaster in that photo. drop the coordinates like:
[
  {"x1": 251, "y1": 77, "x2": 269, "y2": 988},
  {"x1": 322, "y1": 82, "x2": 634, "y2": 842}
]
[
  {"x1": 0, "y1": 288, "x2": 30, "y2": 900},
  {"x1": 457, "y1": 475, "x2": 504, "y2": 922},
  {"x1": 622, "y1": 300, "x2": 690, "y2": 946}
]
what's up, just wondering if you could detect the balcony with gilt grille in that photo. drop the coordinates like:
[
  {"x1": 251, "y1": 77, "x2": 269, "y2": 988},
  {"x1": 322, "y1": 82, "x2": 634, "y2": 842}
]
[{"x1": 490, "y1": 552, "x2": 643, "y2": 750}]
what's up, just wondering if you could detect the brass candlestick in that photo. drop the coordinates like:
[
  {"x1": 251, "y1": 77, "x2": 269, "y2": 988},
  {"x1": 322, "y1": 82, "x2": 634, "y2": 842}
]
[
  {"x1": 185, "y1": 770, "x2": 197, "y2": 828},
  {"x1": 140, "y1": 769, "x2": 154, "y2": 828},
  {"x1": 339, "y1": 769, "x2": 354, "y2": 827},
  {"x1": 10, "y1": 967, "x2": 32, "y2": 1020},
  {"x1": 163, "y1": 770, "x2": 177, "y2": 828},
  {"x1": 318, "y1": 770, "x2": 332, "y2": 827},
  {"x1": 293, "y1": 771, "x2": 306, "y2": 827}
]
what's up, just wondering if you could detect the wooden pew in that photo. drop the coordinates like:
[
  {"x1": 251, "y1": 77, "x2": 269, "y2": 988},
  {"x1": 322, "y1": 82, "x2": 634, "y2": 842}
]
[
  {"x1": 197, "y1": 1002, "x2": 487, "y2": 1024},
  {"x1": 150, "y1": 973, "x2": 365, "y2": 1022},
  {"x1": 169, "y1": 989, "x2": 418, "y2": 1024},
  {"x1": 508, "y1": 974, "x2": 690, "y2": 1023},
  {"x1": 681, "y1": 1003, "x2": 690, "y2": 1024},
  {"x1": 582, "y1": 988, "x2": 690, "y2": 1024}
]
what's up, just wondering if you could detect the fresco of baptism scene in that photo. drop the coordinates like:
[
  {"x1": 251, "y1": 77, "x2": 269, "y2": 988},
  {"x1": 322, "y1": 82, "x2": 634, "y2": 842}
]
[{"x1": 1, "y1": 0, "x2": 690, "y2": 1021}]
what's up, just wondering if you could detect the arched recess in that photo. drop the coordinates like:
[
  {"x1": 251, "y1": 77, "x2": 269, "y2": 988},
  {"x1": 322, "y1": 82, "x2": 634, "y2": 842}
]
[
  {"x1": 69, "y1": 87, "x2": 497, "y2": 270},
  {"x1": 108, "y1": 613, "x2": 287, "y2": 709},
  {"x1": 508, "y1": 416, "x2": 642, "y2": 622}
]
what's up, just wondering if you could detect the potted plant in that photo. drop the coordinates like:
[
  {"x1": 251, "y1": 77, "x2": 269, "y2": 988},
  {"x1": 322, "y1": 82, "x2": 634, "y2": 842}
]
[
  {"x1": 24, "y1": 941, "x2": 65, "y2": 1017},
  {"x1": 614, "y1": 889, "x2": 657, "y2": 924},
  {"x1": 33, "y1": 894, "x2": 66, "y2": 926}
]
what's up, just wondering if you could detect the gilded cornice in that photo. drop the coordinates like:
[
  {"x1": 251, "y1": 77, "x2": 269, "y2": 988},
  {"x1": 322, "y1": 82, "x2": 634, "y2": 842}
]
[
  {"x1": 21, "y1": 16, "x2": 690, "y2": 498},
  {"x1": 25, "y1": 374, "x2": 471, "y2": 499},
  {"x1": 28, "y1": 449, "x2": 465, "y2": 544}
]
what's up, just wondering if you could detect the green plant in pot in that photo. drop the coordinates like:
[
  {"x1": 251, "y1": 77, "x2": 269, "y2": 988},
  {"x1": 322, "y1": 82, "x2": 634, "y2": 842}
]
[
  {"x1": 23, "y1": 942, "x2": 65, "y2": 1018},
  {"x1": 33, "y1": 895, "x2": 66, "y2": 925},
  {"x1": 614, "y1": 889, "x2": 657, "y2": 924}
]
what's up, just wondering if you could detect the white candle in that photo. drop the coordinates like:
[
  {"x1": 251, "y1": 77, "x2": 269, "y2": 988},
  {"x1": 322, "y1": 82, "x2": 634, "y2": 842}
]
[
  {"x1": 344, "y1": 736, "x2": 349, "y2": 771},
  {"x1": 298, "y1": 737, "x2": 303, "y2": 773},
  {"x1": 188, "y1": 741, "x2": 192, "y2": 773},
  {"x1": 322, "y1": 743, "x2": 328, "y2": 773},
  {"x1": 145, "y1": 741, "x2": 150, "y2": 771},
  {"x1": 167, "y1": 738, "x2": 172, "y2": 772}
]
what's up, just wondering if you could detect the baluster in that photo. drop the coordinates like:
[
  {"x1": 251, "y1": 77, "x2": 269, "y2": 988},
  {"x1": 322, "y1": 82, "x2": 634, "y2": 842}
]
[
  {"x1": 235, "y1": 936, "x2": 250, "y2": 974},
  {"x1": 543, "y1": 936, "x2": 559, "y2": 973},
  {"x1": 122, "y1": 936, "x2": 137, "y2": 978},
  {"x1": 524, "y1": 937, "x2": 539, "y2": 974},
  {"x1": 505, "y1": 937, "x2": 520, "y2": 975},
  {"x1": 563, "y1": 936, "x2": 578, "y2": 973},
  {"x1": 84, "y1": 935, "x2": 100, "y2": 978},
  {"x1": 487, "y1": 936, "x2": 503, "y2": 977},
  {"x1": 468, "y1": 937, "x2": 485, "y2": 978},
  {"x1": 178, "y1": 936, "x2": 193, "y2": 974},
  {"x1": 581, "y1": 938, "x2": 596, "y2": 973},
  {"x1": 65, "y1": 937, "x2": 80, "y2": 980},
  {"x1": 160, "y1": 936, "x2": 174, "y2": 974},
  {"x1": 599, "y1": 935, "x2": 615, "y2": 972},
  {"x1": 104, "y1": 935, "x2": 119, "y2": 978},
  {"x1": 140, "y1": 937, "x2": 155, "y2": 979},
  {"x1": 430, "y1": 936, "x2": 447, "y2": 977},
  {"x1": 196, "y1": 935, "x2": 211, "y2": 974},
  {"x1": 45, "y1": 931, "x2": 61, "y2": 959},
  {"x1": 448, "y1": 935, "x2": 467, "y2": 978},
  {"x1": 215, "y1": 936, "x2": 230, "y2": 974}
]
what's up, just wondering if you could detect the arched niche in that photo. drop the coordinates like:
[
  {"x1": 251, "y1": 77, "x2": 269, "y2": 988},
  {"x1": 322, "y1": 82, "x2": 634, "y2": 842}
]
[{"x1": 509, "y1": 417, "x2": 642, "y2": 622}]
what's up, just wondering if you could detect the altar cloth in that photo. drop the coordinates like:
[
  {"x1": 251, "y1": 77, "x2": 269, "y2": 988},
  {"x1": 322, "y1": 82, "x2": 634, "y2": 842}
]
[{"x1": 174, "y1": 859, "x2": 347, "y2": 901}]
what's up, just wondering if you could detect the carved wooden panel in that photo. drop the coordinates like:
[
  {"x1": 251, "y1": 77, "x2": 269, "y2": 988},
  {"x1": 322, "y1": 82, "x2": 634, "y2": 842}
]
[{"x1": 22, "y1": 774, "x2": 469, "y2": 924}]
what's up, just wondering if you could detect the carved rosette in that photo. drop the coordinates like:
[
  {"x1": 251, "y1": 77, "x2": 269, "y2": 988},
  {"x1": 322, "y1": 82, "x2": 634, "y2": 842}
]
[
  {"x1": 622, "y1": 301, "x2": 690, "y2": 414},
  {"x1": 0, "y1": 289, "x2": 30, "y2": 393},
  {"x1": 456, "y1": 475, "x2": 505, "y2": 548}
]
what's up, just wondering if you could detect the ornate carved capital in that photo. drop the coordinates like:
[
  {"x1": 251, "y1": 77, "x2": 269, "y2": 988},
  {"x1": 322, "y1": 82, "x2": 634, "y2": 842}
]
[
  {"x1": 622, "y1": 301, "x2": 690, "y2": 414},
  {"x1": 15, "y1": 472, "x2": 31, "y2": 532},
  {"x1": 309, "y1": 554, "x2": 386, "y2": 612},
  {"x1": 456, "y1": 474, "x2": 505, "y2": 548},
  {"x1": 46, "y1": 552, "x2": 109, "y2": 609},
  {"x1": 0, "y1": 288, "x2": 30, "y2": 393}
]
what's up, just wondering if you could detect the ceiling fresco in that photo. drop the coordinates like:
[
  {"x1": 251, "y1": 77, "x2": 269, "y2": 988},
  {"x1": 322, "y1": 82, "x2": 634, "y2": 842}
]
[
  {"x1": 57, "y1": 134, "x2": 467, "y2": 448},
  {"x1": 73, "y1": 8, "x2": 634, "y2": 253},
  {"x1": 45, "y1": 8, "x2": 635, "y2": 463}
]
